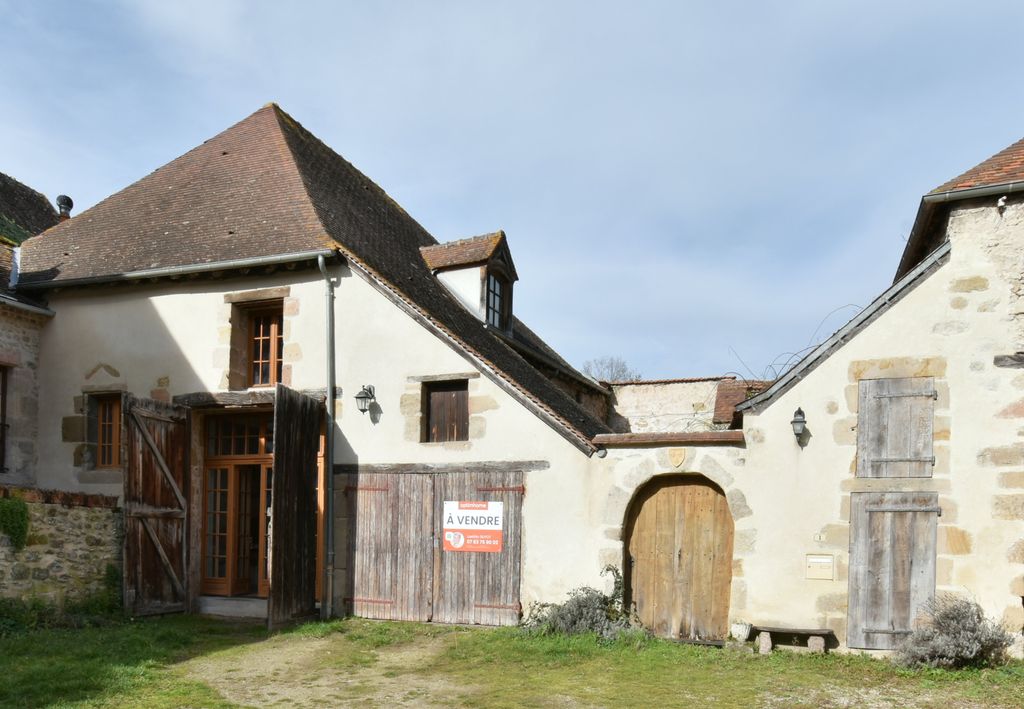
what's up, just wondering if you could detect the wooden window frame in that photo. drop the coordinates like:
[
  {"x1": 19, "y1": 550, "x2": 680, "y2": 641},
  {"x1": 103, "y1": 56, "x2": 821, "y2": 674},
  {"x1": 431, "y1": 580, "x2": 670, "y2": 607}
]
[
  {"x1": 245, "y1": 302, "x2": 284, "y2": 389},
  {"x1": 423, "y1": 379, "x2": 469, "y2": 443},
  {"x1": 485, "y1": 272, "x2": 511, "y2": 330},
  {"x1": 94, "y1": 393, "x2": 122, "y2": 469}
]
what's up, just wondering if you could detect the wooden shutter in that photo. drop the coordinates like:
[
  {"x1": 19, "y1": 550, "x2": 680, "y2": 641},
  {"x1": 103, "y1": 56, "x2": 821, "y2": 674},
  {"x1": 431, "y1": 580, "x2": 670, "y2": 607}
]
[
  {"x1": 847, "y1": 492, "x2": 939, "y2": 649},
  {"x1": 268, "y1": 384, "x2": 322, "y2": 629},
  {"x1": 123, "y1": 396, "x2": 190, "y2": 616},
  {"x1": 857, "y1": 377, "x2": 936, "y2": 478},
  {"x1": 427, "y1": 382, "x2": 468, "y2": 442}
]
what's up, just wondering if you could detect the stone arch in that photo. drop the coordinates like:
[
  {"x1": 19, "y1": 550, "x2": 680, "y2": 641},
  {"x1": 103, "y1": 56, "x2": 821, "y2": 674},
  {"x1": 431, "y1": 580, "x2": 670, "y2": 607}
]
[{"x1": 622, "y1": 473, "x2": 734, "y2": 640}]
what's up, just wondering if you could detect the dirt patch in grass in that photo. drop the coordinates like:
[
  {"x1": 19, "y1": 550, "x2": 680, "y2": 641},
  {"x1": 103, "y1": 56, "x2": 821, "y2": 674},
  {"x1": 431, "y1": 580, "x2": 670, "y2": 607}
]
[{"x1": 183, "y1": 620, "x2": 474, "y2": 707}]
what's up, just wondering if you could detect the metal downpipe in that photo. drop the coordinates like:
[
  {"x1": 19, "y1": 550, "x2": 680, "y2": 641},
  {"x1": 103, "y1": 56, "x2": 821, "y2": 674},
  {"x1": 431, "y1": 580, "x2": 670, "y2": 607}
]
[{"x1": 318, "y1": 254, "x2": 337, "y2": 619}]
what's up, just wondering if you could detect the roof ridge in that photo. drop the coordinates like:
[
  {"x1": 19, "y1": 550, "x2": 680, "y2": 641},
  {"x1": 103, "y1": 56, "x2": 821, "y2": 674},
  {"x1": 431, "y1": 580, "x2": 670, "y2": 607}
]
[{"x1": 423, "y1": 231, "x2": 505, "y2": 250}]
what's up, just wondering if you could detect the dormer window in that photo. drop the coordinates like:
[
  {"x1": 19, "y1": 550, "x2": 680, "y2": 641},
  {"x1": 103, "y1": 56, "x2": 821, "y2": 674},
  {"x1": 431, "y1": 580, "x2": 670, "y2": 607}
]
[
  {"x1": 486, "y1": 272, "x2": 510, "y2": 329},
  {"x1": 421, "y1": 230, "x2": 519, "y2": 330}
]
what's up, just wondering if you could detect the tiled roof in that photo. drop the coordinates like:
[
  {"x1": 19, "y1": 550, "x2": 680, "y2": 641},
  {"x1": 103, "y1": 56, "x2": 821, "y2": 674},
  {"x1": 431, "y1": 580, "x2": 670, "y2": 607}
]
[
  {"x1": 19, "y1": 104, "x2": 611, "y2": 446},
  {"x1": 420, "y1": 232, "x2": 505, "y2": 271},
  {"x1": 930, "y1": 135, "x2": 1024, "y2": 194},
  {"x1": 0, "y1": 172, "x2": 58, "y2": 245},
  {"x1": 713, "y1": 379, "x2": 772, "y2": 426}
]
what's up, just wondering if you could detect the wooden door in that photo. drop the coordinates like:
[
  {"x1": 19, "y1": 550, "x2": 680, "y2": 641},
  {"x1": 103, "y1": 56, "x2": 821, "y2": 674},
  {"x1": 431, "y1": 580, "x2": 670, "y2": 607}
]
[
  {"x1": 848, "y1": 492, "x2": 939, "y2": 649},
  {"x1": 625, "y1": 477, "x2": 734, "y2": 640},
  {"x1": 343, "y1": 473, "x2": 433, "y2": 620},
  {"x1": 123, "y1": 396, "x2": 190, "y2": 616},
  {"x1": 433, "y1": 471, "x2": 524, "y2": 626},
  {"x1": 267, "y1": 384, "x2": 322, "y2": 629}
]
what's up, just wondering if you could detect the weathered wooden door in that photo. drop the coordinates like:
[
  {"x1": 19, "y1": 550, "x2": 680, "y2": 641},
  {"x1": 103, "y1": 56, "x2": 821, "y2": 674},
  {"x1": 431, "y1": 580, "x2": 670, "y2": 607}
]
[
  {"x1": 625, "y1": 476, "x2": 734, "y2": 640},
  {"x1": 340, "y1": 473, "x2": 434, "y2": 620},
  {"x1": 848, "y1": 492, "x2": 938, "y2": 649},
  {"x1": 267, "y1": 384, "x2": 322, "y2": 629},
  {"x1": 433, "y1": 471, "x2": 524, "y2": 626},
  {"x1": 123, "y1": 396, "x2": 190, "y2": 616}
]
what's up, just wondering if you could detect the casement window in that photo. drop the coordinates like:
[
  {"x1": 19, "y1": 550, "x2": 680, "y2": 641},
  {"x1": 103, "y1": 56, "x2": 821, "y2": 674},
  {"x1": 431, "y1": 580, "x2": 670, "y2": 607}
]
[
  {"x1": 856, "y1": 377, "x2": 936, "y2": 478},
  {"x1": 93, "y1": 393, "x2": 122, "y2": 469},
  {"x1": 485, "y1": 272, "x2": 510, "y2": 330},
  {"x1": 247, "y1": 304, "x2": 283, "y2": 387},
  {"x1": 424, "y1": 380, "x2": 469, "y2": 442},
  {"x1": 0, "y1": 366, "x2": 8, "y2": 473}
]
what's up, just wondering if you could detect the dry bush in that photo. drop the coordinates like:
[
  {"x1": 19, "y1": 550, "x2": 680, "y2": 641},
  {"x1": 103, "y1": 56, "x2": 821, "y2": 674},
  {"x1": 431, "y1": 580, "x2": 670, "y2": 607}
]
[
  {"x1": 894, "y1": 595, "x2": 1013, "y2": 669},
  {"x1": 521, "y1": 566, "x2": 641, "y2": 641}
]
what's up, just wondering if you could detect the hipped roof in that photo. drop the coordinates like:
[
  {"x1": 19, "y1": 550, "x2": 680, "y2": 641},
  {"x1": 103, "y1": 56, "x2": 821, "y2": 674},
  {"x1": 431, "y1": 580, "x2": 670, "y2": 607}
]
[
  {"x1": 19, "y1": 104, "x2": 609, "y2": 448},
  {"x1": 0, "y1": 172, "x2": 58, "y2": 246}
]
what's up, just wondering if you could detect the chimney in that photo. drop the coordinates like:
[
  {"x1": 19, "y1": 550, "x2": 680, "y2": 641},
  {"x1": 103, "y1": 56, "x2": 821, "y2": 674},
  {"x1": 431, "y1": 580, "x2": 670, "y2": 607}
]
[{"x1": 56, "y1": 194, "x2": 73, "y2": 222}]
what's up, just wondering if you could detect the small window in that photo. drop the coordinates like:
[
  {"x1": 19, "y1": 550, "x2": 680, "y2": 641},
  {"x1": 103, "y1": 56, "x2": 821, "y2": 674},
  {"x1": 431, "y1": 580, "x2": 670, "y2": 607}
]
[
  {"x1": 247, "y1": 304, "x2": 283, "y2": 387},
  {"x1": 486, "y1": 272, "x2": 510, "y2": 329},
  {"x1": 856, "y1": 377, "x2": 935, "y2": 478},
  {"x1": 94, "y1": 394, "x2": 122, "y2": 469},
  {"x1": 424, "y1": 380, "x2": 469, "y2": 442}
]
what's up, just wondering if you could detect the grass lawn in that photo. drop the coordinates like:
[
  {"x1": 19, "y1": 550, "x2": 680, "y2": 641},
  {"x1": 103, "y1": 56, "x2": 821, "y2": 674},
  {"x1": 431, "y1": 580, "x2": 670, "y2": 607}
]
[{"x1": 0, "y1": 616, "x2": 1021, "y2": 708}]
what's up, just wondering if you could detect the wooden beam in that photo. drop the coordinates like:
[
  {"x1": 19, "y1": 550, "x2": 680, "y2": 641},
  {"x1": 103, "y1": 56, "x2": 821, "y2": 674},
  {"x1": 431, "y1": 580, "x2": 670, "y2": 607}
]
[
  {"x1": 592, "y1": 431, "x2": 745, "y2": 447},
  {"x1": 333, "y1": 460, "x2": 550, "y2": 476},
  {"x1": 173, "y1": 388, "x2": 333, "y2": 408}
]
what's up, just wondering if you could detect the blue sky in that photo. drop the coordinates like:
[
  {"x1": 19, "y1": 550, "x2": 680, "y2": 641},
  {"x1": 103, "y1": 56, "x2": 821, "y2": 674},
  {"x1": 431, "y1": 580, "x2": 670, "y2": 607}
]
[{"x1": 4, "y1": 1, "x2": 1023, "y2": 379}]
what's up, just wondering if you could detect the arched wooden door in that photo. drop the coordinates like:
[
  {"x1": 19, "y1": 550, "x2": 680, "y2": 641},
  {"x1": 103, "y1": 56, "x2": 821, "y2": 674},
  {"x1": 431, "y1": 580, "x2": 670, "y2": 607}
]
[{"x1": 625, "y1": 476, "x2": 734, "y2": 640}]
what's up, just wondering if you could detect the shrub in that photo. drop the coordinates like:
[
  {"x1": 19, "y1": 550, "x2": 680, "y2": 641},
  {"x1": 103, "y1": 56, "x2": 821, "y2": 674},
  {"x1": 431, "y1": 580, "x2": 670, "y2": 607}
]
[
  {"x1": 0, "y1": 496, "x2": 29, "y2": 551},
  {"x1": 521, "y1": 566, "x2": 642, "y2": 641},
  {"x1": 894, "y1": 595, "x2": 1014, "y2": 669}
]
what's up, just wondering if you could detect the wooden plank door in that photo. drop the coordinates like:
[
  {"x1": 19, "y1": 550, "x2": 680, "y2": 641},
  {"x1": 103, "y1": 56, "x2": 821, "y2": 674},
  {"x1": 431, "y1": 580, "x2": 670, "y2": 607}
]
[
  {"x1": 432, "y1": 471, "x2": 524, "y2": 626},
  {"x1": 848, "y1": 492, "x2": 939, "y2": 649},
  {"x1": 123, "y1": 396, "x2": 190, "y2": 616},
  {"x1": 345, "y1": 473, "x2": 433, "y2": 621},
  {"x1": 267, "y1": 384, "x2": 322, "y2": 629},
  {"x1": 625, "y1": 477, "x2": 734, "y2": 640}
]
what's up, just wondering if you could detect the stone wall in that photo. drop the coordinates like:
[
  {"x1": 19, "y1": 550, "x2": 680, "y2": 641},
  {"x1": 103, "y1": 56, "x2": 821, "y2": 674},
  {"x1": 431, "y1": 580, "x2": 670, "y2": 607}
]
[
  {"x1": 0, "y1": 487, "x2": 120, "y2": 604},
  {"x1": 0, "y1": 302, "x2": 48, "y2": 487}
]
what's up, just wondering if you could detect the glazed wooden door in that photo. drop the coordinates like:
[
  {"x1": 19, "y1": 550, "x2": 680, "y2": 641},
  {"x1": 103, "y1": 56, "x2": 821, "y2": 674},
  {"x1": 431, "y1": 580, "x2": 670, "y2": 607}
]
[
  {"x1": 123, "y1": 396, "x2": 190, "y2": 615},
  {"x1": 626, "y1": 477, "x2": 734, "y2": 640},
  {"x1": 267, "y1": 384, "x2": 322, "y2": 629}
]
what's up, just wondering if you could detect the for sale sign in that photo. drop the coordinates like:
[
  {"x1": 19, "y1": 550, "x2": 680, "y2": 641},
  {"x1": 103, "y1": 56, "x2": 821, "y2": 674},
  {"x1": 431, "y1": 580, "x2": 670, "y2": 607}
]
[{"x1": 442, "y1": 500, "x2": 503, "y2": 553}]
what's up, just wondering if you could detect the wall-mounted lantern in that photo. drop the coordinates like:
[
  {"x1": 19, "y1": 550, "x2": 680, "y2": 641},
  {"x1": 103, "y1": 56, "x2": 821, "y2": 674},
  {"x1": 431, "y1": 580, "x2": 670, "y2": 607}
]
[
  {"x1": 355, "y1": 385, "x2": 375, "y2": 414},
  {"x1": 791, "y1": 407, "x2": 807, "y2": 440}
]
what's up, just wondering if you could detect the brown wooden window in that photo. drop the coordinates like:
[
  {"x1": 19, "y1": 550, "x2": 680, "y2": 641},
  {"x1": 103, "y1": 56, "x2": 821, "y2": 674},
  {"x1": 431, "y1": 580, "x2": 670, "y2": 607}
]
[
  {"x1": 856, "y1": 377, "x2": 935, "y2": 478},
  {"x1": 0, "y1": 367, "x2": 8, "y2": 474},
  {"x1": 247, "y1": 305, "x2": 283, "y2": 387},
  {"x1": 424, "y1": 380, "x2": 469, "y2": 442},
  {"x1": 95, "y1": 394, "x2": 122, "y2": 468},
  {"x1": 486, "y1": 272, "x2": 510, "y2": 330}
]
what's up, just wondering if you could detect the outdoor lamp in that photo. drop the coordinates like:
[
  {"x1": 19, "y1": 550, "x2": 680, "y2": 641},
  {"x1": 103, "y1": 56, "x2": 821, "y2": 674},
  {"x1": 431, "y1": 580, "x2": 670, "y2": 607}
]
[
  {"x1": 355, "y1": 385, "x2": 375, "y2": 414},
  {"x1": 791, "y1": 407, "x2": 806, "y2": 439}
]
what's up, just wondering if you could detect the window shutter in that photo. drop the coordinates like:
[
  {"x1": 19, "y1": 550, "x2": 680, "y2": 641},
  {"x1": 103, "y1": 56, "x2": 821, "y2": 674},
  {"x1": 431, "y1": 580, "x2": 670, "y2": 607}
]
[
  {"x1": 426, "y1": 381, "x2": 469, "y2": 443},
  {"x1": 856, "y1": 377, "x2": 935, "y2": 478},
  {"x1": 847, "y1": 492, "x2": 938, "y2": 649}
]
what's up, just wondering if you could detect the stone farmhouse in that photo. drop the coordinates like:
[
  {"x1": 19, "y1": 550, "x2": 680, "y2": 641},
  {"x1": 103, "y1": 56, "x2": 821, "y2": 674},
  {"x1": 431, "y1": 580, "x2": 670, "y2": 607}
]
[{"x1": 0, "y1": 104, "x2": 1021, "y2": 652}]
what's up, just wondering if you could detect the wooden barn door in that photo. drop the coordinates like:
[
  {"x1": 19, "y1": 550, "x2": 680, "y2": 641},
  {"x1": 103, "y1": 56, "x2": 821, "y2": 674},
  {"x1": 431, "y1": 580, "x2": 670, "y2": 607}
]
[
  {"x1": 433, "y1": 471, "x2": 524, "y2": 626},
  {"x1": 625, "y1": 477, "x2": 734, "y2": 640},
  {"x1": 847, "y1": 492, "x2": 938, "y2": 649},
  {"x1": 267, "y1": 384, "x2": 322, "y2": 629},
  {"x1": 123, "y1": 396, "x2": 190, "y2": 616},
  {"x1": 341, "y1": 473, "x2": 433, "y2": 620}
]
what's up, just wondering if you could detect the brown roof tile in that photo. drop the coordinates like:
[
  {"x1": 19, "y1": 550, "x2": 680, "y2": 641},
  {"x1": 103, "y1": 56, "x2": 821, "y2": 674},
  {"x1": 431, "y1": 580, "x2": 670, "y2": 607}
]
[
  {"x1": 930, "y1": 135, "x2": 1024, "y2": 194},
  {"x1": 420, "y1": 232, "x2": 505, "y2": 271},
  {"x1": 19, "y1": 104, "x2": 611, "y2": 447},
  {"x1": 713, "y1": 379, "x2": 772, "y2": 426}
]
